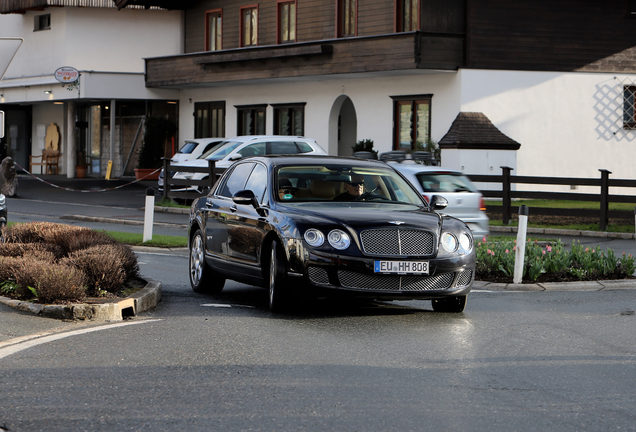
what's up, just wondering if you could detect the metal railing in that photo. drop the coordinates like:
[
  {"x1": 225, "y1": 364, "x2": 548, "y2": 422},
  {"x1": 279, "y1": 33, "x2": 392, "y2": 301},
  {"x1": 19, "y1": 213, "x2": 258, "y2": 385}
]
[{"x1": 161, "y1": 158, "x2": 224, "y2": 202}]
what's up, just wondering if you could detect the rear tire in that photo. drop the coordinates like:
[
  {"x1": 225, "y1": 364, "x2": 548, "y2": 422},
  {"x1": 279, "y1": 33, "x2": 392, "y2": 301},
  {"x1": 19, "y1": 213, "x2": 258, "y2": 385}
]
[
  {"x1": 189, "y1": 229, "x2": 225, "y2": 294},
  {"x1": 431, "y1": 295, "x2": 467, "y2": 313},
  {"x1": 268, "y1": 239, "x2": 290, "y2": 313}
]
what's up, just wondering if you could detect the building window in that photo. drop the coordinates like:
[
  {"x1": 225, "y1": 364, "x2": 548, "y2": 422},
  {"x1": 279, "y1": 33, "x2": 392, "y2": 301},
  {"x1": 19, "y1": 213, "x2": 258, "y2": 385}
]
[
  {"x1": 273, "y1": 103, "x2": 305, "y2": 135},
  {"x1": 195, "y1": 101, "x2": 226, "y2": 138},
  {"x1": 396, "y1": 0, "x2": 419, "y2": 32},
  {"x1": 338, "y1": 0, "x2": 356, "y2": 37},
  {"x1": 278, "y1": 1, "x2": 296, "y2": 44},
  {"x1": 624, "y1": 86, "x2": 636, "y2": 129},
  {"x1": 205, "y1": 10, "x2": 222, "y2": 51},
  {"x1": 240, "y1": 5, "x2": 258, "y2": 47},
  {"x1": 34, "y1": 14, "x2": 51, "y2": 31},
  {"x1": 392, "y1": 95, "x2": 431, "y2": 151},
  {"x1": 237, "y1": 105, "x2": 267, "y2": 135}
]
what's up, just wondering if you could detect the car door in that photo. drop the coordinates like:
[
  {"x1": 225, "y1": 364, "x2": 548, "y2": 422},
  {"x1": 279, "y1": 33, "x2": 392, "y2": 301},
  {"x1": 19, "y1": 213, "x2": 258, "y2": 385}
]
[
  {"x1": 226, "y1": 162, "x2": 270, "y2": 268},
  {"x1": 204, "y1": 162, "x2": 255, "y2": 265}
]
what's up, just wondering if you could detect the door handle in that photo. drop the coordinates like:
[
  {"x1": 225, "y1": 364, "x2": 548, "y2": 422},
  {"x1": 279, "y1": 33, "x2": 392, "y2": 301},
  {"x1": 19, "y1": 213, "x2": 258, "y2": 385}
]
[{"x1": 230, "y1": 205, "x2": 238, "y2": 212}]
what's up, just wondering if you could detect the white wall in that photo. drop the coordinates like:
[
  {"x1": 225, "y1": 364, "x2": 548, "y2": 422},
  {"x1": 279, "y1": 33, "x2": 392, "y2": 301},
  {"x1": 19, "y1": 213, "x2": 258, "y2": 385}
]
[
  {"x1": 458, "y1": 69, "x2": 636, "y2": 185},
  {"x1": 178, "y1": 71, "x2": 460, "y2": 155},
  {"x1": 0, "y1": 7, "x2": 182, "y2": 78},
  {"x1": 30, "y1": 103, "x2": 66, "y2": 174}
]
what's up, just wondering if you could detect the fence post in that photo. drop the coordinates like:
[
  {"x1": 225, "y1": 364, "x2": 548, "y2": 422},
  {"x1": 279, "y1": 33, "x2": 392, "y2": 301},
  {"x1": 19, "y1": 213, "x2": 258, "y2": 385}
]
[
  {"x1": 208, "y1": 159, "x2": 217, "y2": 191},
  {"x1": 599, "y1": 169, "x2": 611, "y2": 231},
  {"x1": 513, "y1": 205, "x2": 529, "y2": 284},
  {"x1": 143, "y1": 188, "x2": 155, "y2": 243},
  {"x1": 501, "y1": 166, "x2": 513, "y2": 225},
  {"x1": 162, "y1": 157, "x2": 170, "y2": 202}
]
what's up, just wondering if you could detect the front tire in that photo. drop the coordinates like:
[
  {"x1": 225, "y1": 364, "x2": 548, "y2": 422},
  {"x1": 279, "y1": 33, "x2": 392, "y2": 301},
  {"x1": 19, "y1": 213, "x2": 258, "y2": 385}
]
[
  {"x1": 268, "y1": 239, "x2": 289, "y2": 312},
  {"x1": 189, "y1": 229, "x2": 225, "y2": 293},
  {"x1": 431, "y1": 295, "x2": 467, "y2": 313}
]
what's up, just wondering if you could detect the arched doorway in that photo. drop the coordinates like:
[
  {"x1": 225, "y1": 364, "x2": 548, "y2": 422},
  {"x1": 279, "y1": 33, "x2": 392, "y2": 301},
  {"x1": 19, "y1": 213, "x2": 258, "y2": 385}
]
[{"x1": 328, "y1": 95, "x2": 357, "y2": 156}]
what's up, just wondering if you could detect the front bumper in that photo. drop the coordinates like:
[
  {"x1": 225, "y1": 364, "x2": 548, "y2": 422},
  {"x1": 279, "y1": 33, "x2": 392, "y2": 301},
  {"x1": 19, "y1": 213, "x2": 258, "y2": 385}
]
[{"x1": 288, "y1": 247, "x2": 474, "y2": 301}]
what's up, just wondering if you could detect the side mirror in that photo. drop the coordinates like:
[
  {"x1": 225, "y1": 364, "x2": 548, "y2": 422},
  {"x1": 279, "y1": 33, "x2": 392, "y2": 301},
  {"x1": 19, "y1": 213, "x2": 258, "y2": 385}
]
[
  {"x1": 429, "y1": 195, "x2": 448, "y2": 211},
  {"x1": 229, "y1": 153, "x2": 243, "y2": 161},
  {"x1": 232, "y1": 189, "x2": 258, "y2": 208}
]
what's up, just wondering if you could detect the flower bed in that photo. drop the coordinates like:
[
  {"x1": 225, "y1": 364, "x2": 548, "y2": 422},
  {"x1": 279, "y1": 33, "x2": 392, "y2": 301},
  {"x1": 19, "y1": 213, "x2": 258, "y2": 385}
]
[{"x1": 476, "y1": 237, "x2": 636, "y2": 283}]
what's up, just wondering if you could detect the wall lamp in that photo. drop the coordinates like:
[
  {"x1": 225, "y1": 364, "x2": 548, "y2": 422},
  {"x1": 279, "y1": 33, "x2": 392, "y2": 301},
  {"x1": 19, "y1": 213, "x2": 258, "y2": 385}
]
[{"x1": 44, "y1": 90, "x2": 52, "y2": 94}]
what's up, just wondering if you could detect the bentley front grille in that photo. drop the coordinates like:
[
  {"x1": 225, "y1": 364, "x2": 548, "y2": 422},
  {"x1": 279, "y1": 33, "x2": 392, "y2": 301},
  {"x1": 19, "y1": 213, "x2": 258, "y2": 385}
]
[
  {"x1": 337, "y1": 271, "x2": 455, "y2": 292},
  {"x1": 359, "y1": 228, "x2": 435, "y2": 256}
]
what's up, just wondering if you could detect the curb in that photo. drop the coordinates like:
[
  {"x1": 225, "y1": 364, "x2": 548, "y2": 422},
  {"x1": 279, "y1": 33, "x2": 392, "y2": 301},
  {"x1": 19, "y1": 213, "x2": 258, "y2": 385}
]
[
  {"x1": 0, "y1": 277, "x2": 161, "y2": 321},
  {"x1": 490, "y1": 225, "x2": 636, "y2": 239},
  {"x1": 472, "y1": 279, "x2": 636, "y2": 292}
]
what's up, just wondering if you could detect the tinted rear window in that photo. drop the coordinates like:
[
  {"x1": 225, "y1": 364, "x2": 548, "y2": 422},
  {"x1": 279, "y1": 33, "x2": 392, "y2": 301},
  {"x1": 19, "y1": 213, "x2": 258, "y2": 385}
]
[
  {"x1": 296, "y1": 142, "x2": 313, "y2": 153},
  {"x1": 415, "y1": 172, "x2": 477, "y2": 193},
  {"x1": 179, "y1": 142, "x2": 197, "y2": 154}
]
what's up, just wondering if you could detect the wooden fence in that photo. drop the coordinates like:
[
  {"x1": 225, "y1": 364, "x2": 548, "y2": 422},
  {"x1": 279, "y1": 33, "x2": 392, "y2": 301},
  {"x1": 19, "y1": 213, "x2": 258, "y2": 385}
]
[
  {"x1": 468, "y1": 167, "x2": 636, "y2": 230},
  {"x1": 161, "y1": 158, "x2": 225, "y2": 202}
]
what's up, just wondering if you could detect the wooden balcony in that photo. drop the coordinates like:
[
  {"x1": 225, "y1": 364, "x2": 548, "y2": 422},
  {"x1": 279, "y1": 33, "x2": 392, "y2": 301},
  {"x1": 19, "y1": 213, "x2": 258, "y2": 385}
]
[{"x1": 145, "y1": 32, "x2": 464, "y2": 88}]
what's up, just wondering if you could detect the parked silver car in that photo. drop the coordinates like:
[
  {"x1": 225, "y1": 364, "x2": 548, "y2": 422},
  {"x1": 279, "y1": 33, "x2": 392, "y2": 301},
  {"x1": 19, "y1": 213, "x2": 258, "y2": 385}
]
[
  {"x1": 172, "y1": 138, "x2": 225, "y2": 164},
  {"x1": 390, "y1": 163, "x2": 489, "y2": 238}
]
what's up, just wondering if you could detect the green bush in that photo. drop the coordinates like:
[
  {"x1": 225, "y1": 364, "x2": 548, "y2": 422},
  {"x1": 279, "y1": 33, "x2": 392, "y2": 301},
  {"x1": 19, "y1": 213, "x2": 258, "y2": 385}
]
[{"x1": 476, "y1": 237, "x2": 636, "y2": 282}]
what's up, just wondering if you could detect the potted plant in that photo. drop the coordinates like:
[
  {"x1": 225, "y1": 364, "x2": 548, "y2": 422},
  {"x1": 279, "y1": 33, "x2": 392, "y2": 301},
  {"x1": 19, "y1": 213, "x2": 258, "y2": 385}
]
[
  {"x1": 135, "y1": 115, "x2": 176, "y2": 180},
  {"x1": 351, "y1": 139, "x2": 378, "y2": 159},
  {"x1": 76, "y1": 150, "x2": 87, "y2": 178}
]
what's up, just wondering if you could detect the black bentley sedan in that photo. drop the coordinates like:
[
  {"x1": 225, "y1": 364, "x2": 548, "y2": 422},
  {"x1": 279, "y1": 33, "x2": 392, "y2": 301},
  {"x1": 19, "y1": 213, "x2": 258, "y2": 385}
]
[{"x1": 188, "y1": 155, "x2": 475, "y2": 313}]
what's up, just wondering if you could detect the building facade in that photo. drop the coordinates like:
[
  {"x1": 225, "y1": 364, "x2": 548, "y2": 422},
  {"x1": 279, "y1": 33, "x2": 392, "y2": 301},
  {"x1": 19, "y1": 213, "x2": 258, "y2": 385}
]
[{"x1": 0, "y1": 1, "x2": 182, "y2": 177}]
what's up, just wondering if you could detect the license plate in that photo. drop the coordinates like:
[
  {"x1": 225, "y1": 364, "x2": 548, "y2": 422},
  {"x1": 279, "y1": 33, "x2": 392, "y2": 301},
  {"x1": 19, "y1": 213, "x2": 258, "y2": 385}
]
[{"x1": 374, "y1": 260, "x2": 429, "y2": 275}]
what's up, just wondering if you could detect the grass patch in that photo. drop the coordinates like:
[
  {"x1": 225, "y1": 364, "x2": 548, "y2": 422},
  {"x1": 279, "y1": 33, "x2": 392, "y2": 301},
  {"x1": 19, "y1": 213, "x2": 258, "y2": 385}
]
[
  {"x1": 488, "y1": 219, "x2": 634, "y2": 233},
  {"x1": 156, "y1": 198, "x2": 189, "y2": 209},
  {"x1": 485, "y1": 199, "x2": 636, "y2": 211},
  {"x1": 105, "y1": 231, "x2": 187, "y2": 248}
]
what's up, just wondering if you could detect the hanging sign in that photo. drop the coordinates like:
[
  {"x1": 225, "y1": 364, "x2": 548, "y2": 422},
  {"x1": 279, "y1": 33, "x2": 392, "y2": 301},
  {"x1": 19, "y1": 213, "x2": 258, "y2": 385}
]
[{"x1": 54, "y1": 66, "x2": 79, "y2": 84}]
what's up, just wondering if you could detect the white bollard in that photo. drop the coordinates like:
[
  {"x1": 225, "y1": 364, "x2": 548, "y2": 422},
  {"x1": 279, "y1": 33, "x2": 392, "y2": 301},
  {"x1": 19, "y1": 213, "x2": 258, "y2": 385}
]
[
  {"x1": 513, "y1": 205, "x2": 529, "y2": 284},
  {"x1": 143, "y1": 188, "x2": 155, "y2": 243}
]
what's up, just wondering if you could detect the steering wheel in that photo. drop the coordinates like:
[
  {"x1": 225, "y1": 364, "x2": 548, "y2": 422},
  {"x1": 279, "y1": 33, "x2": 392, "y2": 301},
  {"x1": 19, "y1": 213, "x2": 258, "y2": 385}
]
[{"x1": 359, "y1": 192, "x2": 388, "y2": 201}]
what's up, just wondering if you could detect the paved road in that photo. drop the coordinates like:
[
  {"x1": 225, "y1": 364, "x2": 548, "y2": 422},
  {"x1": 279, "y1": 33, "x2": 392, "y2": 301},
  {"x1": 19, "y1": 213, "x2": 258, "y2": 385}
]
[{"x1": 1, "y1": 249, "x2": 636, "y2": 432}]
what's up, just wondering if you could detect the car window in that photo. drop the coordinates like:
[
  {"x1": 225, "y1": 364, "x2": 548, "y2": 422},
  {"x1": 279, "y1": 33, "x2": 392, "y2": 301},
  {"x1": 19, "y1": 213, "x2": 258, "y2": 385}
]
[
  {"x1": 269, "y1": 141, "x2": 299, "y2": 155},
  {"x1": 179, "y1": 142, "x2": 197, "y2": 154},
  {"x1": 296, "y1": 141, "x2": 313, "y2": 153},
  {"x1": 238, "y1": 142, "x2": 266, "y2": 158},
  {"x1": 200, "y1": 140, "x2": 243, "y2": 160},
  {"x1": 202, "y1": 142, "x2": 219, "y2": 154},
  {"x1": 218, "y1": 163, "x2": 255, "y2": 198},
  {"x1": 415, "y1": 172, "x2": 477, "y2": 193},
  {"x1": 244, "y1": 163, "x2": 268, "y2": 203}
]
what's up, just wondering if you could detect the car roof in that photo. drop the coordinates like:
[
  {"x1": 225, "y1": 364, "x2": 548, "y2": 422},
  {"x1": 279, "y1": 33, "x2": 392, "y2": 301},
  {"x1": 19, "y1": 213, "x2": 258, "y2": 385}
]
[
  {"x1": 226, "y1": 135, "x2": 316, "y2": 143},
  {"x1": 247, "y1": 154, "x2": 396, "y2": 169},
  {"x1": 388, "y1": 163, "x2": 463, "y2": 175},
  {"x1": 183, "y1": 138, "x2": 225, "y2": 144}
]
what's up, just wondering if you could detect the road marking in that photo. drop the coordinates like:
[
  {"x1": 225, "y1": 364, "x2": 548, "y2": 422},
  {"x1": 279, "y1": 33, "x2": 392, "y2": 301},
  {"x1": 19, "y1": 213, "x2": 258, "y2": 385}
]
[
  {"x1": 201, "y1": 303, "x2": 255, "y2": 309},
  {"x1": 0, "y1": 319, "x2": 161, "y2": 360}
]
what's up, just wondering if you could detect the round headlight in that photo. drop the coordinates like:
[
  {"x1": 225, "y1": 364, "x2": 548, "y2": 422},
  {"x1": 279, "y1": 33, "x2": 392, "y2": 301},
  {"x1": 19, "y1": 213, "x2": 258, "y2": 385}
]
[
  {"x1": 459, "y1": 232, "x2": 472, "y2": 252},
  {"x1": 304, "y1": 229, "x2": 325, "y2": 247},
  {"x1": 441, "y1": 232, "x2": 458, "y2": 252},
  {"x1": 328, "y1": 229, "x2": 351, "y2": 250}
]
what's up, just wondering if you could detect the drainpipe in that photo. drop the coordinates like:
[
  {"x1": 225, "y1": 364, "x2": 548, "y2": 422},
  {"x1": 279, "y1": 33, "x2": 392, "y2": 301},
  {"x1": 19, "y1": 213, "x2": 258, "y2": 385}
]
[
  {"x1": 66, "y1": 101, "x2": 76, "y2": 178},
  {"x1": 110, "y1": 99, "x2": 116, "y2": 176}
]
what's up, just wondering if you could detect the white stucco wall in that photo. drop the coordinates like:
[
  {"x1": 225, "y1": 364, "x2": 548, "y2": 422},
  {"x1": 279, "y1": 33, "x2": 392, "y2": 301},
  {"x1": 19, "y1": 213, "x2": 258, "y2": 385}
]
[
  {"x1": 30, "y1": 103, "x2": 66, "y2": 174},
  {"x1": 178, "y1": 71, "x2": 460, "y2": 155},
  {"x1": 458, "y1": 69, "x2": 636, "y2": 184},
  {"x1": 1, "y1": 8, "x2": 182, "y2": 78}
]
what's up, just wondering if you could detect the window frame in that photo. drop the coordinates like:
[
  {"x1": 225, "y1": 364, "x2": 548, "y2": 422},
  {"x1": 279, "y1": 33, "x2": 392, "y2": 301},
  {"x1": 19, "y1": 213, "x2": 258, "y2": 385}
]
[
  {"x1": 391, "y1": 94, "x2": 432, "y2": 151},
  {"x1": 273, "y1": 103, "x2": 306, "y2": 136},
  {"x1": 336, "y1": 0, "x2": 357, "y2": 38},
  {"x1": 240, "y1": 4, "x2": 259, "y2": 47},
  {"x1": 34, "y1": 13, "x2": 51, "y2": 31},
  {"x1": 205, "y1": 9, "x2": 223, "y2": 51},
  {"x1": 194, "y1": 101, "x2": 226, "y2": 139},
  {"x1": 395, "y1": 0, "x2": 420, "y2": 33},
  {"x1": 236, "y1": 104, "x2": 267, "y2": 136},
  {"x1": 277, "y1": 0, "x2": 297, "y2": 44}
]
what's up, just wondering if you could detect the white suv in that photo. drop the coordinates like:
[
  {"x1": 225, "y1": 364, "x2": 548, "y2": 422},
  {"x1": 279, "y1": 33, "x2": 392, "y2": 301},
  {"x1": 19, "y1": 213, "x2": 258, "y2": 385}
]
[{"x1": 161, "y1": 135, "x2": 326, "y2": 190}]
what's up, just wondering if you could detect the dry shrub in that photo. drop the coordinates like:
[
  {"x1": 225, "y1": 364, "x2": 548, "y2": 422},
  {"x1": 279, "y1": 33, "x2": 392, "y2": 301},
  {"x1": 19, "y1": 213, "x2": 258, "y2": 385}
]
[
  {"x1": 11, "y1": 258, "x2": 87, "y2": 303},
  {"x1": 4, "y1": 222, "x2": 116, "y2": 254},
  {"x1": 0, "y1": 242, "x2": 65, "y2": 261},
  {"x1": 62, "y1": 243, "x2": 139, "y2": 295},
  {"x1": 0, "y1": 256, "x2": 19, "y2": 283}
]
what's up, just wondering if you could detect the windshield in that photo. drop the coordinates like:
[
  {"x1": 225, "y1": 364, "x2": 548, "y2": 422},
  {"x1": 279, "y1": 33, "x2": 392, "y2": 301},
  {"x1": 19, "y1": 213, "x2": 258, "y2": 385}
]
[
  {"x1": 199, "y1": 141, "x2": 243, "y2": 160},
  {"x1": 415, "y1": 172, "x2": 477, "y2": 193},
  {"x1": 275, "y1": 165, "x2": 425, "y2": 205}
]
